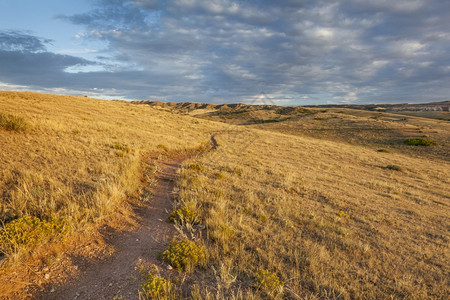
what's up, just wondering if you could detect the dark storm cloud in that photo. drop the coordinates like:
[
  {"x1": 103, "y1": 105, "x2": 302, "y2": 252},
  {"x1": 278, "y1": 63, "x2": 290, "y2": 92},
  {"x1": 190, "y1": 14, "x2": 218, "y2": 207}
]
[{"x1": 1, "y1": 0, "x2": 449, "y2": 103}]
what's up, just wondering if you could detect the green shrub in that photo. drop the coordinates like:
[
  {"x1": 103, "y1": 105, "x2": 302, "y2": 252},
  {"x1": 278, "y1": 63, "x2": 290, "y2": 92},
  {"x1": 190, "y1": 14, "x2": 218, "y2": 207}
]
[
  {"x1": 254, "y1": 269, "x2": 284, "y2": 296},
  {"x1": 0, "y1": 112, "x2": 29, "y2": 132},
  {"x1": 404, "y1": 138, "x2": 437, "y2": 146},
  {"x1": 168, "y1": 206, "x2": 201, "y2": 225},
  {"x1": 162, "y1": 240, "x2": 205, "y2": 272},
  {"x1": 0, "y1": 216, "x2": 70, "y2": 255},
  {"x1": 140, "y1": 269, "x2": 173, "y2": 299}
]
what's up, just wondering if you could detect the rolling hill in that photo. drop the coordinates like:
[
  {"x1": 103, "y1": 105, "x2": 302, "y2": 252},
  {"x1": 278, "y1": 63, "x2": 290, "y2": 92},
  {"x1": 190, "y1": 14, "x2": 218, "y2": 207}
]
[{"x1": 1, "y1": 92, "x2": 449, "y2": 299}]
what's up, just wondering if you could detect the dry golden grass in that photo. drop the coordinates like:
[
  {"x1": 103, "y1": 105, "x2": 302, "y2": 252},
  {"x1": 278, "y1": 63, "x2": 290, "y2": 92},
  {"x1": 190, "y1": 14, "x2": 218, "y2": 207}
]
[
  {"x1": 177, "y1": 125, "x2": 449, "y2": 298},
  {"x1": 1, "y1": 92, "x2": 449, "y2": 299},
  {"x1": 0, "y1": 91, "x2": 225, "y2": 263},
  {"x1": 197, "y1": 106, "x2": 449, "y2": 162}
]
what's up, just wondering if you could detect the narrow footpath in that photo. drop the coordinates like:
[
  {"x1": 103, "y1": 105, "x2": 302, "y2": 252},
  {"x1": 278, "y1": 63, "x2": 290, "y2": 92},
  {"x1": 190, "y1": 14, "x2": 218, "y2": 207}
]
[{"x1": 35, "y1": 157, "x2": 184, "y2": 300}]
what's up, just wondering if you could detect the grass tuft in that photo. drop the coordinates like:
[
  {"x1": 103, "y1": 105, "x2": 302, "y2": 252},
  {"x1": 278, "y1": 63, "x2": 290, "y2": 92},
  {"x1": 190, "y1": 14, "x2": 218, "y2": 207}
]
[
  {"x1": 140, "y1": 268, "x2": 173, "y2": 300},
  {"x1": 188, "y1": 163, "x2": 205, "y2": 172},
  {"x1": 385, "y1": 164, "x2": 402, "y2": 171},
  {"x1": 157, "y1": 144, "x2": 169, "y2": 152},
  {"x1": 112, "y1": 142, "x2": 131, "y2": 152},
  {"x1": 215, "y1": 172, "x2": 225, "y2": 179},
  {"x1": 112, "y1": 142, "x2": 131, "y2": 157},
  {"x1": 0, "y1": 112, "x2": 29, "y2": 132},
  {"x1": 168, "y1": 206, "x2": 201, "y2": 225},
  {"x1": 254, "y1": 269, "x2": 284, "y2": 297},
  {"x1": 336, "y1": 210, "x2": 350, "y2": 218}
]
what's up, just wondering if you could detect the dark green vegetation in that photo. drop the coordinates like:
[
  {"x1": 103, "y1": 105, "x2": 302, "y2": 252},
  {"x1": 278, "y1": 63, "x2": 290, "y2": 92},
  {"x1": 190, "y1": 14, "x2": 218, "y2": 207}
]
[{"x1": 404, "y1": 138, "x2": 437, "y2": 146}]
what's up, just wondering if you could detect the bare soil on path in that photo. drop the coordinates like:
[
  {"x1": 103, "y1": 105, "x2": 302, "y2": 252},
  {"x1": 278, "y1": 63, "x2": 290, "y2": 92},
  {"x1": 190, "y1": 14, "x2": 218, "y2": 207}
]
[{"x1": 34, "y1": 157, "x2": 184, "y2": 300}]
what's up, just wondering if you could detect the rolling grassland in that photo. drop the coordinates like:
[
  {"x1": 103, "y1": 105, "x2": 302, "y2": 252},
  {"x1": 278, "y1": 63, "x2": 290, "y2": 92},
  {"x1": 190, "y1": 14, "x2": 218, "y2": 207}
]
[
  {"x1": 0, "y1": 91, "x2": 225, "y2": 297},
  {"x1": 0, "y1": 91, "x2": 448, "y2": 299},
  {"x1": 177, "y1": 127, "x2": 449, "y2": 298}
]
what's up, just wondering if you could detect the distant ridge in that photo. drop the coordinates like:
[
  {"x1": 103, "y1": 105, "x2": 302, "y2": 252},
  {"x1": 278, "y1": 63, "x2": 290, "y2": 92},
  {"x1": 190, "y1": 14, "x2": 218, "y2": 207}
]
[
  {"x1": 132, "y1": 100, "x2": 277, "y2": 112},
  {"x1": 133, "y1": 100, "x2": 450, "y2": 113},
  {"x1": 304, "y1": 101, "x2": 450, "y2": 112}
]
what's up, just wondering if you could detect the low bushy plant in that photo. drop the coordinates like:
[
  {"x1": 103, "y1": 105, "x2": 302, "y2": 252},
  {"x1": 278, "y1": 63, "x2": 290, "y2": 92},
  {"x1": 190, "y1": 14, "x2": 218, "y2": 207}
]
[
  {"x1": 140, "y1": 269, "x2": 173, "y2": 299},
  {"x1": 162, "y1": 240, "x2": 205, "y2": 272},
  {"x1": 0, "y1": 216, "x2": 70, "y2": 255},
  {"x1": 0, "y1": 112, "x2": 29, "y2": 132},
  {"x1": 254, "y1": 269, "x2": 284, "y2": 296},
  {"x1": 168, "y1": 206, "x2": 201, "y2": 225},
  {"x1": 404, "y1": 138, "x2": 437, "y2": 146}
]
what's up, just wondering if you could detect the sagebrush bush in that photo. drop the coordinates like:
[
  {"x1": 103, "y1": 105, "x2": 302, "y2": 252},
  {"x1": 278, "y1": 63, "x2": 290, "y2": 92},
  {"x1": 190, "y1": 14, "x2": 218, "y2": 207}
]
[
  {"x1": 254, "y1": 269, "x2": 284, "y2": 296},
  {"x1": 0, "y1": 216, "x2": 70, "y2": 255},
  {"x1": 404, "y1": 138, "x2": 437, "y2": 146},
  {"x1": 140, "y1": 269, "x2": 173, "y2": 299},
  {"x1": 168, "y1": 206, "x2": 201, "y2": 225},
  {"x1": 162, "y1": 240, "x2": 205, "y2": 272},
  {"x1": 0, "y1": 112, "x2": 29, "y2": 132}
]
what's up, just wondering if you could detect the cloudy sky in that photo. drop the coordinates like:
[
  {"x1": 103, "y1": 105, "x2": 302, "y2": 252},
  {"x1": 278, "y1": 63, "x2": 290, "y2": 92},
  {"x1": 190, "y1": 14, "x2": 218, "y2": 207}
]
[{"x1": 0, "y1": 0, "x2": 449, "y2": 105}]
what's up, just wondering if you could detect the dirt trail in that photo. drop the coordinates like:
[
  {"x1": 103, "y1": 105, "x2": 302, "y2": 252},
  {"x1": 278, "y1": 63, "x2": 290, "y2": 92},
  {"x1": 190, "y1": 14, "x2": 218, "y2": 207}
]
[{"x1": 35, "y1": 157, "x2": 184, "y2": 300}]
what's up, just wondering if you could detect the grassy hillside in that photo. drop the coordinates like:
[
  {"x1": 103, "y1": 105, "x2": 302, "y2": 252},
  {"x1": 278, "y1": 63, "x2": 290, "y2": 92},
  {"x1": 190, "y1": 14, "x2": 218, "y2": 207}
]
[
  {"x1": 1, "y1": 92, "x2": 449, "y2": 299},
  {"x1": 142, "y1": 101, "x2": 448, "y2": 162},
  {"x1": 179, "y1": 127, "x2": 449, "y2": 298},
  {"x1": 138, "y1": 100, "x2": 449, "y2": 298},
  {"x1": 245, "y1": 108, "x2": 450, "y2": 162},
  {"x1": 0, "y1": 91, "x2": 224, "y2": 261}
]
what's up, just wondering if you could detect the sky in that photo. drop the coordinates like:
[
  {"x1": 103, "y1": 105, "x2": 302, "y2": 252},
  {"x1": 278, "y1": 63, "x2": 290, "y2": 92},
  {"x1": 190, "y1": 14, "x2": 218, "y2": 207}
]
[{"x1": 0, "y1": 0, "x2": 449, "y2": 105}]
